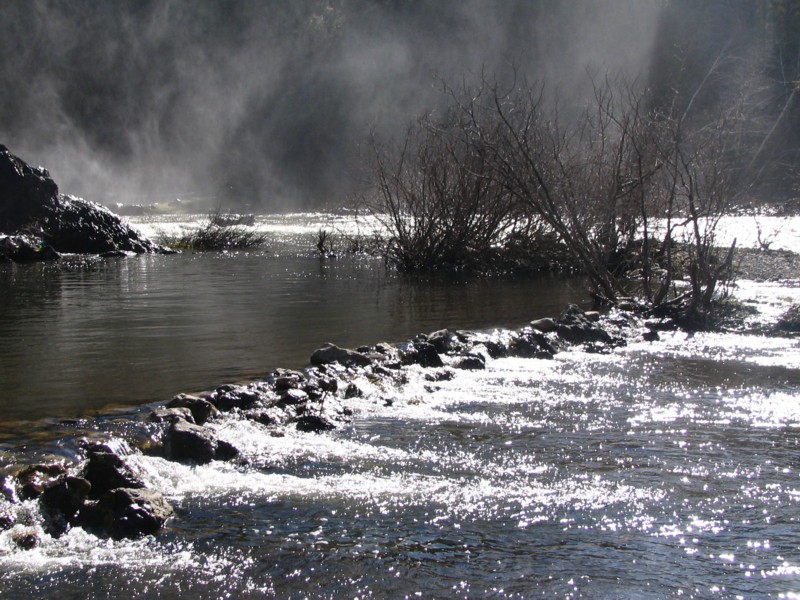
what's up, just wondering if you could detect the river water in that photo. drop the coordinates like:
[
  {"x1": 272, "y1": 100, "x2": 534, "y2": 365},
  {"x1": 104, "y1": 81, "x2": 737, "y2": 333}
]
[{"x1": 1, "y1": 213, "x2": 799, "y2": 598}]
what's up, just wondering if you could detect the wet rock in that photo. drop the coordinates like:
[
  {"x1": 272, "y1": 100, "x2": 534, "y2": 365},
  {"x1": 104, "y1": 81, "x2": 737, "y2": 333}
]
[
  {"x1": 11, "y1": 527, "x2": 40, "y2": 549},
  {"x1": 167, "y1": 394, "x2": 219, "y2": 425},
  {"x1": 149, "y1": 406, "x2": 195, "y2": 424},
  {"x1": 424, "y1": 368, "x2": 456, "y2": 382},
  {"x1": 508, "y1": 330, "x2": 555, "y2": 358},
  {"x1": 210, "y1": 386, "x2": 264, "y2": 412},
  {"x1": 40, "y1": 476, "x2": 91, "y2": 536},
  {"x1": 310, "y1": 343, "x2": 373, "y2": 368},
  {"x1": 215, "y1": 440, "x2": 240, "y2": 462},
  {"x1": 556, "y1": 304, "x2": 614, "y2": 345},
  {"x1": 164, "y1": 418, "x2": 238, "y2": 464},
  {"x1": 83, "y1": 451, "x2": 145, "y2": 499},
  {"x1": 344, "y1": 382, "x2": 363, "y2": 398},
  {"x1": 279, "y1": 388, "x2": 309, "y2": 406},
  {"x1": 245, "y1": 406, "x2": 291, "y2": 427},
  {"x1": 165, "y1": 419, "x2": 218, "y2": 464},
  {"x1": 453, "y1": 355, "x2": 486, "y2": 370},
  {"x1": 400, "y1": 341, "x2": 444, "y2": 368},
  {"x1": 0, "y1": 233, "x2": 59, "y2": 262},
  {"x1": 427, "y1": 329, "x2": 466, "y2": 354},
  {"x1": 530, "y1": 317, "x2": 557, "y2": 333},
  {"x1": 0, "y1": 500, "x2": 14, "y2": 531},
  {"x1": 642, "y1": 330, "x2": 660, "y2": 342},
  {"x1": 777, "y1": 304, "x2": 800, "y2": 332},
  {"x1": 295, "y1": 414, "x2": 336, "y2": 433},
  {"x1": 96, "y1": 487, "x2": 173, "y2": 540},
  {"x1": 15, "y1": 463, "x2": 68, "y2": 501}
]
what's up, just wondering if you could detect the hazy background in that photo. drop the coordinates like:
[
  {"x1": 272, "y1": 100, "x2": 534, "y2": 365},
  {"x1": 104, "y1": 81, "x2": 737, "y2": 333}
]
[{"x1": 0, "y1": 0, "x2": 796, "y2": 211}]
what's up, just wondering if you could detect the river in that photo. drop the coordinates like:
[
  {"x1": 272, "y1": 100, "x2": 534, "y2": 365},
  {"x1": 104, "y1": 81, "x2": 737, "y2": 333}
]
[{"x1": 0, "y1": 213, "x2": 799, "y2": 598}]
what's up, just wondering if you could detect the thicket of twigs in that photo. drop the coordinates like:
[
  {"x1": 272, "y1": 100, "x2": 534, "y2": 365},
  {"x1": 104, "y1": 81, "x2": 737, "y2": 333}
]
[{"x1": 360, "y1": 65, "x2": 773, "y2": 327}]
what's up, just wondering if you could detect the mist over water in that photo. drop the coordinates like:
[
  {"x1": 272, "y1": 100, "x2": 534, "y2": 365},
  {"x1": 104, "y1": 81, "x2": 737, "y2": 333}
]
[{"x1": 0, "y1": 0, "x2": 663, "y2": 211}]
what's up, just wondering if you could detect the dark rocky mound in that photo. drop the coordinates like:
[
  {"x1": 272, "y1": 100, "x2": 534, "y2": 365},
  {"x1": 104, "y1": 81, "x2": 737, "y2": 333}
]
[{"x1": 0, "y1": 144, "x2": 161, "y2": 259}]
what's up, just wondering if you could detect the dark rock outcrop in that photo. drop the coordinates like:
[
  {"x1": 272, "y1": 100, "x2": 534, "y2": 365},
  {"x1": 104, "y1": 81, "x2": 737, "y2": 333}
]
[{"x1": 0, "y1": 144, "x2": 161, "y2": 256}]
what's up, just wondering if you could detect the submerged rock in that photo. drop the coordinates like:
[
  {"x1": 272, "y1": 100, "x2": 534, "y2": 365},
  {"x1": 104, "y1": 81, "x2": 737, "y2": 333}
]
[{"x1": 15, "y1": 463, "x2": 68, "y2": 501}]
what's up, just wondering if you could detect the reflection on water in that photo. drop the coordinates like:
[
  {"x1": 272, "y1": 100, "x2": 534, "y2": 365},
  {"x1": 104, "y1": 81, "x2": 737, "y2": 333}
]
[{"x1": 0, "y1": 248, "x2": 585, "y2": 423}]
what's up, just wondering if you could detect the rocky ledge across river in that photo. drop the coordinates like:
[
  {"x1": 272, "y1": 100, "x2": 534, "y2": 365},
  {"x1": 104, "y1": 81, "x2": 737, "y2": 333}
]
[
  {"x1": 0, "y1": 144, "x2": 164, "y2": 261},
  {"x1": 0, "y1": 304, "x2": 628, "y2": 545}
]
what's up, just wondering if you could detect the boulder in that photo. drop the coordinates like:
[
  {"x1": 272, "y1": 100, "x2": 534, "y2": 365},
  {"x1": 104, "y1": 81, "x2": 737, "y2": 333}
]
[
  {"x1": 96, "y1": 487, "x2": 173, "y2": 539},
  {"x1": 310, "y1": 343, "x2": 373, "y2": 367},
  {"x1": 164, "y1": 418, "x2": 238, "y2": 464},
  {"x1": 530, "y1": 317, "x2": 557, "y2": 333},
  {"x1": 149, "y1": 406, "x2": 195, "y2": 424},
  {"x1": 453, "y1": 355, "x2": 486, "y2": 370},
  {"x1": 0, "y1": 233, "x2": 59, "y2": 262},
  {"x1": 295, "y1": 414, "x2": 336, "y2": 433},
  {"x1": 15, "y1": 463, "x2": 68, "y2": 500},
  {"x1": 167, "y1": 394, "x2": 219, "y2": 425},
  {"x1": 777, "y1": 304, "x2": 800, "y2": 332},
  {"x1": 0, "y1": 144, "x2": 160, "y2": 254},
  {"x1": 83, "y1": 451, "x2": 145, "y2": 499},
  {"x1": 39, "y1": 476, "x2": 91, "y2": 536},
  {"x1": 400, "y1": 342, "x2": 444, "y2": 368},
  {"x1": 556, "y1": 304, "x2": 614, "y2": 345}
]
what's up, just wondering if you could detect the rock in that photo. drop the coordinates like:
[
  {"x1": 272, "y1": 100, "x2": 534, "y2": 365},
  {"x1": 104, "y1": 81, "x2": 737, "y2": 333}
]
[
  {"x1": 0, "y1": 144, "x2": 160, "y2": 254},
  {"x1": 15, "y1": 463, "x2": 68, "y2": 500},
  {"x1": 453, "y1": 355, "x2": 486, "y2": 370},
  {"x1": 400, "y1": 342, "x2": 444, "y2": 368},
  {"x1": 427, "y1": 329, "x2": 465, "y2": 354},
  {"x1": 164, "y1": 418, "x2": 239, "y2": 463},
  {"x1": 96, "y1": 487, "x2": 173, "y2": 539},
  {"x1": 777, "y1": 304, "x2": 800, "y2": 332},
  {"x1": 210, "y1": 386, "x2": 264, "y2": 412},
  {"x1": 165, "y1": 419, "x2": 218, "y2": 464},
  {"x1": 0, "y1": 500, "x2": 15, "y2": 531},
  {"x1": 556, "y1": 304, "x2": 614, "y2": 345},
  {"x1": 295, "y1": 414, "x2": 336, "y2": 433},
  {"x1": 642, "y1": 330, "x2": 660, "y2": 342},
  {"x1": 40, "y1": 476, "x2": 91, "y2": 536},
  {"x1": 530, "y1": 317, "x2": 557, "y2": 333},
  {"x1": 149, "y1": 406, "x2": 195, "y2": 424},
  {"x1": 279, "y1": 388, "x2": 309, "y2": 405},
  {"x1": 0, "y1": 233, "x2": 59, "y2": 262},
  {"x1": 310, "y1": 343, "x2": 373, "y2": 367},
  {"x1": 83, "y1": 451, "x2": 145, "y2": 499},
  {"x1": 344, "y1": 382, "x2": 363, "y2": 398},
  {"x1": 11, "y1": 527, "x2": 40, "y2": 549},
  {"x1": 168, "y1": 393, "x2": 219, "y2": 425}
]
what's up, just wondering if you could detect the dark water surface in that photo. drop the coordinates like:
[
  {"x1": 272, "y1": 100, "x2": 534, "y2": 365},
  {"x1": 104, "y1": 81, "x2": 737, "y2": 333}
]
[
  {"x1": 1, "y1": 215, "x2": 800, "y2": 598},
  {"x1": 0, "y1": 250, "x2": 583, "y2": 426}
]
